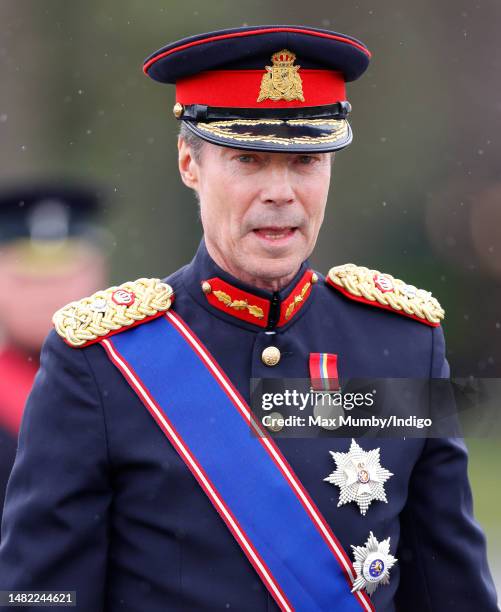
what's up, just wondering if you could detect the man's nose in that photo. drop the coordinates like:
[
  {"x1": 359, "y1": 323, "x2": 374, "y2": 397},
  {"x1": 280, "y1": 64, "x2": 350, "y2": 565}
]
[{"x1": 260, "y1": 165, "x2": 295, "y2": 205}]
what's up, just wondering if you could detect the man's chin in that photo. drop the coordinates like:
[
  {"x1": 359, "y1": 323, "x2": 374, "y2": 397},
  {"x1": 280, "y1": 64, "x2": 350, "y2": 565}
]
[
  {"x1": 232, "y1": 233, "x2": 309, "y2": 286},
  {"x1": 239, "y1": 253, "x2": 305, "y2": 286}
]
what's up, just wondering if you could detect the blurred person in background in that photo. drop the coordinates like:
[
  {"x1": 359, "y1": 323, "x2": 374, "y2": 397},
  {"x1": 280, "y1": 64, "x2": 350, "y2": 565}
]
[{"x1": 0, "y1": 183, "x2": 109, "y2": 525}]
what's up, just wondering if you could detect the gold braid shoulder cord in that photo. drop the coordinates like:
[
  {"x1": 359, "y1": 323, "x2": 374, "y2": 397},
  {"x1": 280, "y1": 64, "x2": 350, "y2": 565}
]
[
  {"x1": 327, "y1": 264, "x2": 445, "y2": 325},
  {"x1": 53, "y1": 266, "x2": 443, "y2": 348},
  {"x1": 53, "y1": 278, "x2": 174, "y2": 348}
]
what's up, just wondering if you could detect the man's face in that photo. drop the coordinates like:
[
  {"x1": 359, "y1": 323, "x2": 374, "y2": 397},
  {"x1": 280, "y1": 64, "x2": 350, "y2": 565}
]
[{"x1": 178, "y1": 139, "x2": 332, "y2": 289}]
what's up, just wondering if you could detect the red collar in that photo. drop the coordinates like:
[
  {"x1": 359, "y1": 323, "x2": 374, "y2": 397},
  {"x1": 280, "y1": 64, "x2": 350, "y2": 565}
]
[{"x1": 200, "y1": 268, "x2": 318, "y2": 329}]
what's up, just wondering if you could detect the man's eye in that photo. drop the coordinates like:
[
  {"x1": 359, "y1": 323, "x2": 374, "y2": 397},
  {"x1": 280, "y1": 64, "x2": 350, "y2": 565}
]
[
  {"x1": 237, "y1": 154, "x2": 255, "y2": 163},
  {"x1": 296, "y1": 155, "x2": 316, "y2": 165}
]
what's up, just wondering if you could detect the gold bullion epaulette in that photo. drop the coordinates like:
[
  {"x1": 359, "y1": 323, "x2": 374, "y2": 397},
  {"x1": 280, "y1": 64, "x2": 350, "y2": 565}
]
[
  {"x1": 326, "y1": 264, "x2": 444, "y2": 327},
  {"x1": 52, "y1": 278, "x2": 174, "y2": 348}
]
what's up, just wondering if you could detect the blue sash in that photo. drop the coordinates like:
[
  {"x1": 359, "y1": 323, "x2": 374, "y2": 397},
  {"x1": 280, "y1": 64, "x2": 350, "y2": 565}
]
[{"x1": 101, "y1": 311, "x2": 373, "y2": 612}]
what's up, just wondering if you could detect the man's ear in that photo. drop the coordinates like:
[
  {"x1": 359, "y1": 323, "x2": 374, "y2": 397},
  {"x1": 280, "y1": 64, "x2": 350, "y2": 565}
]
[{"x1": 178, "y1": 137, "x2": 199, "y2": 190}]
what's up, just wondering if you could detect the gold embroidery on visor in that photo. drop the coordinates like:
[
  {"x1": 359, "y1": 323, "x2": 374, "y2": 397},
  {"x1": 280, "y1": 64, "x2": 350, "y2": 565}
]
[{"x1": 194, "y1": 119, "x2": 349, "y2": 146}]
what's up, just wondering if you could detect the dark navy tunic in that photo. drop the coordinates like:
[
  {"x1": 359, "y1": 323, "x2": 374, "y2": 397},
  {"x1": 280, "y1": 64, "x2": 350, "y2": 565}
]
[{"x1": 0, "y1": 241, "x2": 497, "y2": 611}]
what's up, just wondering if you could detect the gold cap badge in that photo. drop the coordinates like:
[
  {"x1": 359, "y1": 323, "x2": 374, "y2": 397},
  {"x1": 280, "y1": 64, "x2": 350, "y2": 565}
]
[{"x1": 257, "y1": 49, "x2": 305, "y2": 103}]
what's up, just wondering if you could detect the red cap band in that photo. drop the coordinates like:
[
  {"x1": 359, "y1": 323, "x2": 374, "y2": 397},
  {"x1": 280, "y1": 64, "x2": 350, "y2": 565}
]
[{"x1": 176, "y1": 69, "x2": 346, "y2": 109}]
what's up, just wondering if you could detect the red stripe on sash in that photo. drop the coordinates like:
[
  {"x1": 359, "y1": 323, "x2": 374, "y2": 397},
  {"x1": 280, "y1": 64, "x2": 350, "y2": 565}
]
[
  {"x1": 164, "y1": 311, "x2": 374, "y2": 612},
  {"x1": 101, "y1": 335, "x2": 293, "y2": 612}
]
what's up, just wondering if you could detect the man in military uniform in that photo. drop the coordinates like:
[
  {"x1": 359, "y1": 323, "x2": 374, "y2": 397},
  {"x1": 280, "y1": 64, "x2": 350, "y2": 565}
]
[
  {"x1": 0, "y1": 26, "x2": 498, "y2": 611},
  {"x1": 0, "y1": 183, "x2": 109, "y2": 528}
]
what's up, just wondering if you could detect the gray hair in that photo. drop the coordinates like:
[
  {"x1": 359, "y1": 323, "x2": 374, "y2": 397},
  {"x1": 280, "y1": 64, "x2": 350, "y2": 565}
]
[{"x1": 178, "y1": 121, "x2": 206, "y2": 163}]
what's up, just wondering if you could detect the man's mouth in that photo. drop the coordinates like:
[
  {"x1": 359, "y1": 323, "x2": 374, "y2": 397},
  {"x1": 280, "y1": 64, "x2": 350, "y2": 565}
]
[{"x1": 252, "y1": 227, "x2": 298, "y2": 241}]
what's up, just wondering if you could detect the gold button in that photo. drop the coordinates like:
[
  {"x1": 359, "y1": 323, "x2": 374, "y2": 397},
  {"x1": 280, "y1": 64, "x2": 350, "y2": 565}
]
[
  {"x1": 173, "y1": 102, "x2": 184, "y2": 118},
  {"x1": 261, "y1": 346, "x2": 281, "y2": 366},
  {"x1": 267, "y1": 412, "x2": 284, "y2": 432},
  {"x1": 311, "y1": 272, "x2": 318, "y2": 284},
  {"x1": 201, "y1": 281, "x2": 212, "y2": 294}
]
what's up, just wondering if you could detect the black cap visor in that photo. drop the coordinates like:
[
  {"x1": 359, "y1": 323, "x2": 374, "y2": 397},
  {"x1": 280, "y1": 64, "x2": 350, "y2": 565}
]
[{"x1": 184, "y1": 117, "x2": 352, "y2": 153}]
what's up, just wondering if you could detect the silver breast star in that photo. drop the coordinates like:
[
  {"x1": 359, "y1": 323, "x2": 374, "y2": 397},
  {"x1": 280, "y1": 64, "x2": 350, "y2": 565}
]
[
  {"x1": 324, "y1": 439, "x2": 393, "y2": 515},
  {"x1": 351, "y1": 531, "x2": 397, "y2": 594}
]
